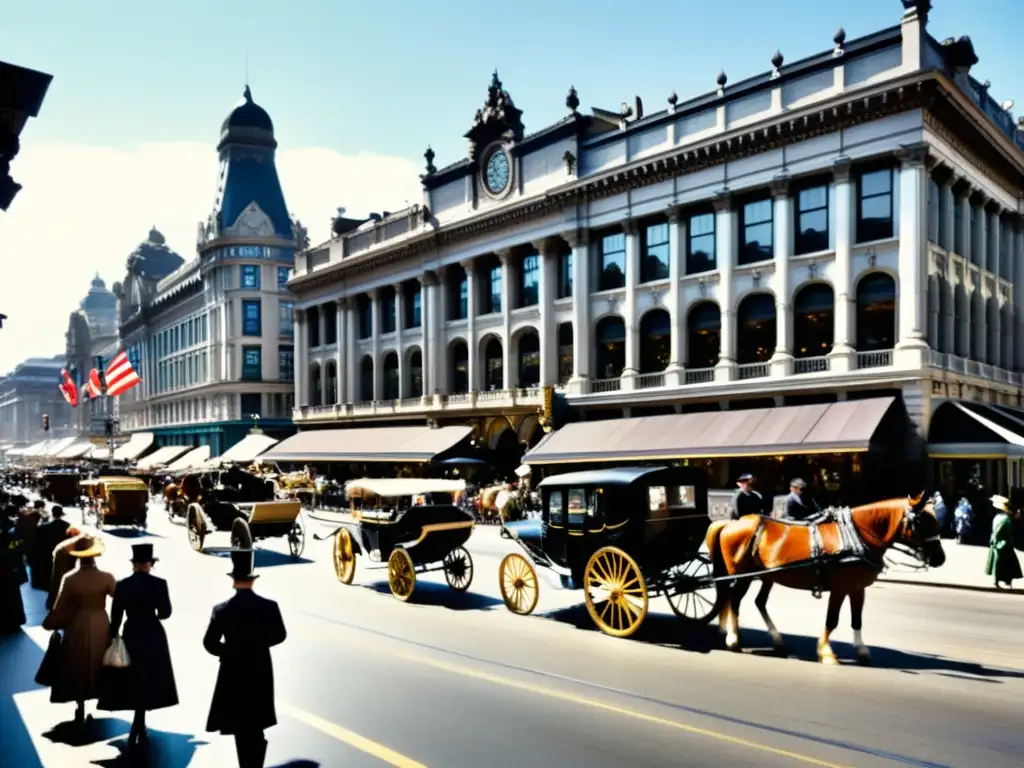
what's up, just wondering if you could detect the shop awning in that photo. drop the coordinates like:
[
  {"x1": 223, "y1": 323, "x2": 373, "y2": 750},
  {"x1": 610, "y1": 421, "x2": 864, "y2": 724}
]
[
  {"x1": 22, "y1": 440, "x2": 55, "y2": 458},
  {"x1": 525, "y1": 397, "x2": 897, "y2": 465},
  {"x1": 215, "y1": 433, "x2": 279, "y2": 464},
  {"x1": 41, "y1": 437, "x2": 77, "y2": 458},
  {"x1": 135, "y1": 445, "x2": 191, "y2": 470},
  {"x1": 113, "y1": 432, "x2": 155, "y2": 462},
  {"x1": 928, "y1": 401, "x2": 1024, "y2": 459},
  {"x1": 165, "y1": 445, "x2": 212, "y2": 472},
  {"x1": 261, "y1": 425, "x2": 473, "y2": 463},
  {"x1": 56, "y1": 440, "x2": 95, "y2": 460}
]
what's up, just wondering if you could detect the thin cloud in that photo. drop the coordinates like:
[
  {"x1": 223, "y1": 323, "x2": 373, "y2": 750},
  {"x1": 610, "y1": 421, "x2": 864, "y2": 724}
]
[{"x1": 0, "y1": 141, "x2": 422, "y2": 372}]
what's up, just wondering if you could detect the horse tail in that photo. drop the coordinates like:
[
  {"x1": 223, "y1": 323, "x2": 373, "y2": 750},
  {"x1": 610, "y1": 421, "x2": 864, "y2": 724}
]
[{"x1": 705, "y1": 519, "x2": 730, "y2": 577}]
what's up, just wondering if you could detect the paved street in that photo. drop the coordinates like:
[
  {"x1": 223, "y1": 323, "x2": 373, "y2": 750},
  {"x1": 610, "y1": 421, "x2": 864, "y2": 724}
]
[{"x1": 3, "y1": 499, "x2": 1024, "y2": 767}]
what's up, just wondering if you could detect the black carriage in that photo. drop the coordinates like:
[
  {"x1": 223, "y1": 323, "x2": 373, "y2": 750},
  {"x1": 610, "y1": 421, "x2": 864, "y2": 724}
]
[
  {"x1": 322, "y1": 478, "x2": 475, "y2": 602},
  {"x1": 185, "y1": 466, "x2": 306, "y2": 558},
  {"x1": 498, "y1": 466, "x2": 718, "y2": 638},
  {"x1": 40, "y1": 469, "x2": 82, "y2": 507}
]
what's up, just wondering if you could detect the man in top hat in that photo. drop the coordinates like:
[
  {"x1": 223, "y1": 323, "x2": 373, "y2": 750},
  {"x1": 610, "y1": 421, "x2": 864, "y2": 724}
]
[
  {"x1": 204, "y1": 549, "x2": 287, "y2": 768},
  {"x1": 784, "y1": 478, "x2": 819, "y2": 521},
  {"x1": 730, "y1": 473, "x2": 764, "y2": 520}
]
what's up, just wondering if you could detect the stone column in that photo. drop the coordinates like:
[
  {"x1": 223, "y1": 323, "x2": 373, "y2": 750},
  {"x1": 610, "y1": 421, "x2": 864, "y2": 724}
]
[
  {"x1": 319, "y1": 353, "x2": 328, "y2": 406},
  {"x1": 335, "y1": 300, "x2": 346, "y2": 403},
  {"x1": 420, "y1": 274, "x2": 438, "y2": 399},
  {"x1": 1014, "y1": 220, "x2": 1024, "y2": 371},
  {"x1": 713, "y1": 191, "x2": 737, "y2": 381},
  {"x1": 533, "y1": 239, "x2": 557, "y2": 387},
  {"x1": 345, "y1": 299, "x2": 357, "y2": 401},
  {"x1": 989, "y1": 207, "x2": 1002, "y2": 368},
  {"x1": 434, "y1": 268, "x2": 449, "y2": 394},
  {"x1": 894, "y1": 144, "x2": 929, "y2": 369},
  {"x1": 370, "y1": 289, "x2": 381, "y2": 399},
  {"x1": 462, "y1": 260, "x2": 478, "y2": 392},
  {"x1": 665, "y1": 207, "x2": 685, "y2": 386},
  {"x1": 828, "y1": 158, "x2": 856, "y2": 371},
  {"x1": 295, "y1": 311, "x2": 308, "y2": 407},
  {"x1": 1000, "y1": 216, "x2": 1013, "y2": 369},
  {"x1": 939, "y1": 172, "x2": 956, "y2": 252},
  {"x1": 498, "y1": 251, "x2": 513, "y2": 389},
  {"x1": 566, "y1": 231, "x2": 591, "y2": 392},
  {"x1": 972, "y1": 192, "x2": 988, "y2": 362},
  {"x1": 395, "y1": 284, "x2": 405, "y2": 398},
  {"x1": 317, "y1": 305, "x2": 327, "y2": 350},
  {"x1": 769, "y1": 174, "x2": 793, "y2": 376},
  {"x1": 622, "y1": 219, "x2": 640, "y2": 388}
]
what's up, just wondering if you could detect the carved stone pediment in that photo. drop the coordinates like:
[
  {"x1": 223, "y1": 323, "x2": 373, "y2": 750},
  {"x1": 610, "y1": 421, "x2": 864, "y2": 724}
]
[
  {"x1": 228, "y1": 201, "x2": 275, "y2": 238},
  {"x1": 464, "y1": 71, "x2": 525, "y2": 160}
]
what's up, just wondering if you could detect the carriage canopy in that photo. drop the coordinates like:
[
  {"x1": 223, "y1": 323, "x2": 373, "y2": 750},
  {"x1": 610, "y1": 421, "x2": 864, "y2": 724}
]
[{"x1": 344, "y1": 478, "x2": 466, "y2": 499}]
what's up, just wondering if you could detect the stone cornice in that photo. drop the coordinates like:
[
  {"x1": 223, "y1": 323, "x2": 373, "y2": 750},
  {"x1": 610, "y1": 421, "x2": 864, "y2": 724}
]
[{"x1": 291, "y1": 75, "x2": 949, "y2": 295}]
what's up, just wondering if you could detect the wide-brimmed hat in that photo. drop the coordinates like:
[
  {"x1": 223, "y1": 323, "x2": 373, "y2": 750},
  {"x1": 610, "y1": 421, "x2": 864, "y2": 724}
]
[
  {"x1": 227, "y1": 549, "x2": 258, "y2": 581},
  {"x1": 737, "y1": 473, "x2": 754, "y2": 482},
  {"x1": 130, "y1": 543, "x2": 158, "y2": 564},
  {"x1": 69, "y1": 534, "x2": 104, "y2": 558},
  {"x1": 790, "y1": 478, "x2": 807, "y2": 489},
  {"x1": 991, "y1": 494, "x2": 1010, "y2": 511}
]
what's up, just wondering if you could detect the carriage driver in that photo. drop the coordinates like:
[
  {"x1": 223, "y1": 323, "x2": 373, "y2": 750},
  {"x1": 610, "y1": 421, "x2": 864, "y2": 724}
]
[
  {"x1": 784, "y1": 478, "x2": 820, "y2": 521},
  {"x1": 730, "y1": 474, "x2": 764, "y2": 519}
]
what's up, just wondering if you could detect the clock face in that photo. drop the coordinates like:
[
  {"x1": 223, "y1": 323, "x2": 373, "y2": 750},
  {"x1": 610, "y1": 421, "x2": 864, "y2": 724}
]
[{"x1": 485, "y1": 149, "x2": 511, "y2": 194}]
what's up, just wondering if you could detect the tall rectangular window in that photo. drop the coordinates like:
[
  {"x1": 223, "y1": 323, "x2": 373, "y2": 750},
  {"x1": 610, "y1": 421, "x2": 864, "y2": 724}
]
[
  {"x1": 640, "y1": 221, "x2": 670, "y2": 282},
  {"x1": 241, "y1": 300, "x2": 262, "y2": 336},
  {"x1": 686, "y1": 212, "x2": 716, "y2": 274},
  {"x1": 381, "y1": 290, "x2": 396, "y2": 334},
  {"x1": 279, "y1": 301, "x2": 294, "y2": 338},
  {"x1": 449, "y1": 277, "x2": 467, "y2": 320},
  {"x1": 520, "y1": 253, "x2": 539, "y2": 307},
  {"x1": 485, "y1": 266, "x2": 502, "y2": 314},
  {"x1": 795, "y1": 184, "x2": 829, "y2": 255},
  {"x1": 323, "y1": 302, "x2": 338, "y2": 344},
  {"x1": 241, "y1": 265, "x2": 261, "y2": 290},
  {"x1": 358, "y1": 296, "x2": 372, "y2": 338},
  {"x1": 739, "y1": 198, "x2": 773, "y2": 265},
  {"x1": 277, "y1": 266, "x2": 291, "y2": 290},
  {"x1": 406, "y1": 287, "x2": 422, "y2": 328},
  {"x1": 557, "y1": 252, "x2": 573, "y2": 299},
  {"x1": 201, "y1": 314, "x2": 208, "y2": 341},
  {"x1": 598, "y1": 232, "x2": 626, "y2": 291},
  {"x1": 241, "y1": 346, "x2": 262, "y2": 381},
  {"x1": 857, "y1": 168, "x2": 895, "y2": 243},
  {"x1": 278, "y1": 346, "x2": 294, "y2": 382},
  {"x1": 240, "y1": 392, "x2": 262, "y2": 417}
]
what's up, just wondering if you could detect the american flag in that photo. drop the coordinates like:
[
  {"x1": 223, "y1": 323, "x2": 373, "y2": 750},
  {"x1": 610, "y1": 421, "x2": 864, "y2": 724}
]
[
  {"x1": 86, "y1": 368, "x2": 103, "y2": 399},
  {"x1": 58, "y1": 369, "x2": 79, "y2": 407},
  {"x1": 104, "y1": 350, "x2": 141, "y2": 397}
]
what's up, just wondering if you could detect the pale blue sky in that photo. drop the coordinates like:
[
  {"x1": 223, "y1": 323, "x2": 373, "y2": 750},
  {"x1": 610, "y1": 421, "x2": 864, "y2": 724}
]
[{"x1": 4, "y1": 0, "x2": 1022, "y2": 166}]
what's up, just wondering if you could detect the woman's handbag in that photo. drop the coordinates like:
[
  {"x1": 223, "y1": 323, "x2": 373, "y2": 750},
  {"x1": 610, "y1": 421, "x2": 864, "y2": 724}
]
[
  {"x1": 35, "y1": 631, "x2": 62, "y2": 686},
  {"x1": 102, "y1": 636, "x2": 131, "y2": 669}
]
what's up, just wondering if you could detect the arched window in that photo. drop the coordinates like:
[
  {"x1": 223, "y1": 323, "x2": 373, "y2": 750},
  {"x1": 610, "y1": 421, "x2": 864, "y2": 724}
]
[
  {"x1": 595, "y1": 316, "x2": 625, "y2": 379},
  {"x1": 639, "y1": 309, "x2": 671, "y2": 372},
  {"x1": 686, "y1": 302, "x2": 720, "y2": 369},
  {"x1": 793, "y1": 284, "x2": 834, "y2": 358},
  {"x1": 309, "y1": 363, "x2": 321, "y2": 406},
  {"x1": 736, "y1": 293, "x2": 777, "y2": 364},
  {"x1": 324, "y1": 361, "x2": 337, "y2": 405},
  {"x1": 408, "y1": 348, "x2": 423, "y2": 397},
  {"x1": 855, "y1": 273, "x2": 896, "y2": 351},
  {"x1": 484, "y1": 337, "x2": 503, "y2": 390},
  {"x1": 450, "y1": 342, "x2": 468, "y2": 393},
  {"x1": 359, "y1": 356, "x2": 373, "y2": 401},
  {"x1": 382, "y1": 352, "x2": 399, "y2": 400},
  {"x1": 557, "y1": 322, "x2": 573, "y2": 384},
  {"x1": 517, "y1": 332, "x2": 540, "y2": 387}
]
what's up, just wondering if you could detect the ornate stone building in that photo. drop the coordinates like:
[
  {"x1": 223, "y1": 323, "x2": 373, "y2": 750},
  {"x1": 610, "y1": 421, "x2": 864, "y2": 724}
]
[
  {"x1": 0, "y1": 356, "x2": 71, "y2": 445},
  {"x1": 116, "y1": 87, "x2": 305, "y2": 455},
  {"x1": 287, "y1": 2, "x2": 1024, "y2": 496},
  {"x1": 64, "y1": 274, "x2": 121, "y2": 436}
]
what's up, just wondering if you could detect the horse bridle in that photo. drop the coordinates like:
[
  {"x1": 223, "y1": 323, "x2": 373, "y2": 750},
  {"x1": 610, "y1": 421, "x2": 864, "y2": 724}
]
[{"x1": 894, "y1": 501, "x2": 941, "y2": 563}]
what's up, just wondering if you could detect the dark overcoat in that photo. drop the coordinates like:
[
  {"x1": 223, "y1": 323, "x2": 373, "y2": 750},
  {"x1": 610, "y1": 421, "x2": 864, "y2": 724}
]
[
  {"x1": 33, "y1": 518, "x2": 70, "y2": 592},
  {"x1": 203, "y1": 589, "x2": 287, "y2": 734},
  {"x1": 0, "y1": 535, "x2": 26, "y2": 631},
  {"x1": 98, "y1": 571, "x2": 178, "y2": 712}
]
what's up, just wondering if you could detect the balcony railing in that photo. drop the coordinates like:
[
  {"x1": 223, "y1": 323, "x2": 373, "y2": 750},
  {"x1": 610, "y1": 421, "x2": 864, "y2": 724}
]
[
  {"x1": 928, "y1": 351, "x2": 1023, "y2": 386},
  {"x1": 856, "y1": 350, "x2": 892, "y2": 369},
  {"x1": 294, "y1": 386, "x2": 544, "y2": 422},
  {"x1": 636, "y1": 372, "x2": 665, "y2": 389},
  {"x1": 685, "y1": 368, "x2": 715, "y2": 384},
  {"x1": 794, "y1": 356, "x2": 829, "y2": 374},
  {"x1": 738, "y1": 362, "x2": 770, "y2": 380}
]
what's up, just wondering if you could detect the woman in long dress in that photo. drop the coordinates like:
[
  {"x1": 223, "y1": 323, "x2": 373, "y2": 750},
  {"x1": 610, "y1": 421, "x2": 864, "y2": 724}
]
[
  {"x1": 42, "y1": 534, "x2": 115, "y2": 725},
  {"x1": 985, "y1": 495, "x2": 1023, "y2": 588}
]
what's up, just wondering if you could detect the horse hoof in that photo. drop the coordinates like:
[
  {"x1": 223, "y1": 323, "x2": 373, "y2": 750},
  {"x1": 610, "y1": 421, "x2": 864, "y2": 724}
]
[
  {"x1": 819, "y1": 653, "x2": 839, "y2": 666},
  {"x1": 857, "y1": 651, "x2": 872, "y2": 666}
]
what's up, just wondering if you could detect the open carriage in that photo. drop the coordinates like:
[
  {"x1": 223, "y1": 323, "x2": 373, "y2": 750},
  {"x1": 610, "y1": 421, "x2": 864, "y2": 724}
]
[
  {"x1": 183, "y1": 466, "x2": 305, "y2": 558},
  {"x1": 498, "y1": 466, "x2": 718, "y2": 638},
  {"x1": 80, "y1": 476, "x2": 150, "y2": 530},
  {"x1": 320, "y1": 478, "x2": 474, "y2": 602},
  {"x1": 40, "y1": 470, "x2": 82, "y2": 507}
]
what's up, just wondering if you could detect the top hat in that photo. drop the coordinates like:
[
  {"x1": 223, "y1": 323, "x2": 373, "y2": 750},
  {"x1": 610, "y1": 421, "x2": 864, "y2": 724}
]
[
  {"x1": 737, "y1": 473, "x2": 754, "y2": 482},
  {"x1": 130, "y1": 543, "x2": 158, "y2": 564},
  {"x1": 790, "y1": 478, "x2": 807, "y2": 489},
  {"x1": 33, "y1": 500, "x2": 46, "y2": 509},
  {"x1": 990, "y1": 494, "x2": 1010, "y2": 511},
  {"x1": 51, "y1": 505, "x2": 64, "y2": 519},
  {"x1": 69, "y1": 534, "x2": 104, "y2": 558},
  {"x1": 228, "y1": 549, "x2": 258, "y2": 581}
]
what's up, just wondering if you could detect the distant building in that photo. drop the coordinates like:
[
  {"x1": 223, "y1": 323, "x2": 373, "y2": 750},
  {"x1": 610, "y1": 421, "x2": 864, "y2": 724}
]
[
  {"x1": 0, "y1": 356, "x2": 71, "y2": 445},
  {"x1": 116, "y1": 86, "x2": 304, "y2": 454}
]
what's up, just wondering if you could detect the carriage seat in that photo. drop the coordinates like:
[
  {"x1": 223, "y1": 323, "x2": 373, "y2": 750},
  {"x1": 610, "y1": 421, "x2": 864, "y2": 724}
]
[{"x1": 358, "y1": 508, "x2": 399, "y2": 523}]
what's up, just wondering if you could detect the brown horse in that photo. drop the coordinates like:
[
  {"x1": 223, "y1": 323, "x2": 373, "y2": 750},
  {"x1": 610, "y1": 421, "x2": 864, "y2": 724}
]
[{"x1": 704, "y1": 494, "x2": 944, "y2": 665}]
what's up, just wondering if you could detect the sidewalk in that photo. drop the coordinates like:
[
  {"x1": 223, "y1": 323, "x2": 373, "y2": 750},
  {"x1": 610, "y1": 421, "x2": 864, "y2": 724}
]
[{"x1": 878, "y1": 540, "x2": 1024, "y2": 594}]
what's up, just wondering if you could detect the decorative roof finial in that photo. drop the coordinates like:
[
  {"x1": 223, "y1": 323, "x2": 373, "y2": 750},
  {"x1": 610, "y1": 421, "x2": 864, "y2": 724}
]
[
  {"x1": 771, "y1": 50, "x2": 784, "y2": 78},
  {"x1": 243, "y1": 84, "x2": 253, "y2": 103},
  {"x1": 566, "y1": 85, "x2": 579, "y2": 114},
  {"x1": 424, "y1": 146, "x2": 437, "y2": 176},
  {"x1": 833, "y1": 26, "x2": 847, "y2": 56},
  {"x1": 901, "y1": 0, "x2": 932, "y2": 23},
  {"x1": 716, "y1": 70, "x2": 728, "y2": 95},
  {"x1": 667, "y1": 89, "x2": 678, "y2": 113}
]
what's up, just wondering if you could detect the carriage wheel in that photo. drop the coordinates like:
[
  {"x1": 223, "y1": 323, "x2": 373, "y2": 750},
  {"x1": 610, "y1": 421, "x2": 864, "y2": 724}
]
[
  {"x1": 333, "y1": 528, "x2": 356, "y2": 584},
  {"x1": 387, "y1": 548, "x2": 416, "y2": 602},
  {"x1": 442, "y1": 546, "x2": 474, "y2": 592},
  {"x1": 583, "y1": 546, "x2": 648, "y2": 638},
  {"x1": 187, "y1": 505, "x2": 205, "y2": 552},
  {"x1": 230, "y1": 517, "x2": 254, "y2": 550},
  {"x1": 665, "y1": 553, "x2": 720, "y2": 624},
  {"x1": 498, "y1": 553, "x2": 539, "y2": 615},
  {"x1": 287, "y1": 514, "x2": 306, "y2": 559}
]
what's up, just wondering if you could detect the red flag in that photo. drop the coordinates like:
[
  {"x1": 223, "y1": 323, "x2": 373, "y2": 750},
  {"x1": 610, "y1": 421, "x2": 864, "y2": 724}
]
[
  {"x1": 104, "y1": 350, "x2": 141, "y2": 397},
  {"x1": 59, "y1": 369, "x2": 79, "y2": 407},
  {"x1": 86, "y1": 368, "x2": 103, "y2": 399}
]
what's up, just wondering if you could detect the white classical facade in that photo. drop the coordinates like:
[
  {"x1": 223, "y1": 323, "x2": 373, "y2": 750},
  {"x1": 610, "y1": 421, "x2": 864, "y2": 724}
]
[{"x1": 288, "y1": 3, "x2": 1024, "y2": 479}]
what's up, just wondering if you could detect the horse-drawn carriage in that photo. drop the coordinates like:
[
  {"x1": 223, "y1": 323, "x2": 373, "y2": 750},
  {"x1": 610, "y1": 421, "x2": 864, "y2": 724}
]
[
  {"x1": 184, "y1": 465, "x2": 305, "y2": 557},
  {"x1": 320, "y1": 478, "x2": 475, "y2": 602},
  {"x1": 80, "y1": 476, "x2": 150, "y2": 530},
  {"x1": 498, "y1": 466, "x2": 718, "y2": 638},
  {"x1": 40, "y1": 469, "x2": 82, "y2": 507}
]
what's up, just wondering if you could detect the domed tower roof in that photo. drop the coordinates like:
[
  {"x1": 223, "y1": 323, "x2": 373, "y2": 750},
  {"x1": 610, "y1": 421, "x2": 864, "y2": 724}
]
[
  {"x1": 218, "y1": 85, "x2": 277, "y2": 151},
  {"x1": 80, "y1": 273, "x2": 117, "y2": 314},
  {"x1": 125, "y1": 227, "x2": 184, "y2": 281}
]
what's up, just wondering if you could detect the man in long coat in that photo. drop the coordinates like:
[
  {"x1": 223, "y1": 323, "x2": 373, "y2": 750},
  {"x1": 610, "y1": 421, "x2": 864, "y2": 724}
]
[
  {"x1": 34, "y1": 506, "x2": 70, "y2": 593},
  {"x1": 16, "y1": 502, "x2": 43, "y2": 588},
  {"x1": 204, "y1": 549, "x2": 287, "y2": 767}
]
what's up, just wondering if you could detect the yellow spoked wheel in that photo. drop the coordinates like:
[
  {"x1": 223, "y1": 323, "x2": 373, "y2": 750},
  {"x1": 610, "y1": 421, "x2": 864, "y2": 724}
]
[
  {"x1": 499, "y1": 553, "x2": 539, "y2": 615},
  {"x1": 387, "y1": 547, "x2": 416, "y2": 602},
  {"x1": 333, "y1": 528, "x2": 356, "y2": 584},
  {"x1": 583, "y1": 546, "x2": 648, "y2": 638}
]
